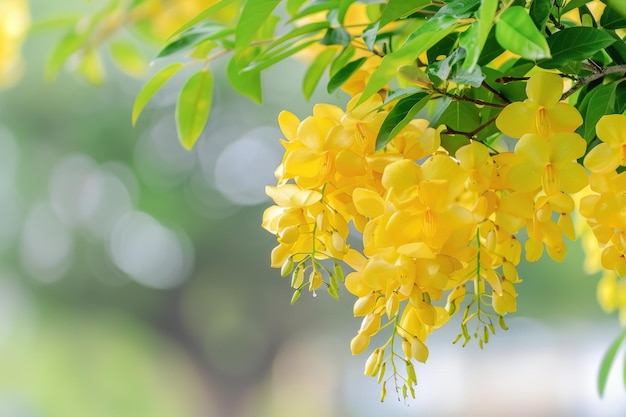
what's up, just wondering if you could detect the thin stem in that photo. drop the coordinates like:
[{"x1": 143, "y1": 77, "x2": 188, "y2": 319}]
[
  {"x1": 562, "y1": 64, "x2": 626, "y2": 99},
  {"x1": 481, "y1": 81, "x2": 511, "y2": 104},
  {"x1": 435, "y1": 88, "x2": 507, "y2": 108}
]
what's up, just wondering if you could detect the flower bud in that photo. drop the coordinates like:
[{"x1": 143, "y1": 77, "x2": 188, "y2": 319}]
[
  {"x1": 350, "y1": 332, "x2": 370, "y2": 355},
  {"x1": 364, "y1": 348, "x2": 383, "y2": 376},
  {"x1": 411, "y1": 337, "x2": 429, "y2": 363},
  {"x1": 309, "y1": 270, "x2": 323, "y2": 291},
  {"x1": 359, "y1": 313, "x2": 381, "y2": 336},
  {"x1": 353, "y1": 293, "x2": 375, "y2": 316}
]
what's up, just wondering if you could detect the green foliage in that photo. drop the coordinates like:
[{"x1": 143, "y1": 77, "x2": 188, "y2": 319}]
[
  {"x1": 176, "y1": 69, "x2": 214, "y2": 150},
  {"x1": 37, "y1": 0, "x2": 626, "y2": 398},
  {"x1": 598, "y1": 329, "x2": 626, "y2": 397},
  {"x1": 376, "y1": 92, "x2": 430, "y2": 150}
]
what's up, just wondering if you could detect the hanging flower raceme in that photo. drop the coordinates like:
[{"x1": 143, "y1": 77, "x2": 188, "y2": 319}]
[{"x1": 264, "y1": 69, "x2": 623, "y2": 399}]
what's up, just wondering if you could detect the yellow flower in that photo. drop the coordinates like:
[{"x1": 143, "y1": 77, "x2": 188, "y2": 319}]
[
  {"x1": 0, "y1": 0, "x2": 29, "y2": 88},
  {"x1": 495, "y1": 72, "x2": 582, "y2": 138},
  {"x1": 583, "y1": 114, "x2": 626, "y2": 174},
  {"x1": 506, "y1": 132, "x2": 588, "y2": 195}
]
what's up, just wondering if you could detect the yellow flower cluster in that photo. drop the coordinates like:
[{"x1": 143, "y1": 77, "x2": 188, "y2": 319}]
[
  {"x1": 264, "y1": 70, "x2": 625, "y2": 396},
  {"x1": 580, "y1": 114, "x2": 626, "y2": 322}
]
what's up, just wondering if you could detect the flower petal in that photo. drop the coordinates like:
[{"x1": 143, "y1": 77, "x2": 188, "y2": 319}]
[
  {"x1": 549, "y1": 132, "x2": 586, "y2": 161},
  {"x1": 496, "y1": 102, "x2": 536, "y2": 138},
  {"x1": 584, "y1": 143, "x2": 620, "y2": 173},
  {"x1": 596, "y1": 114, "x2": 626, "y2": 147},
  {"x1": 527, "y1": 72, "x2": 562, "y2": 106},
  {"x1": 547, "y1": 103, "x2": 583, "y2": 133}
]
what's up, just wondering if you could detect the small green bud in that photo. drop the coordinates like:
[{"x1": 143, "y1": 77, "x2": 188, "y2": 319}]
[
  {"x1": 280, "y1": 257, "x2": 294, "y2": 277},
  {"x1": 290, "y1": 289, "x2": 301, "y2": 305}
]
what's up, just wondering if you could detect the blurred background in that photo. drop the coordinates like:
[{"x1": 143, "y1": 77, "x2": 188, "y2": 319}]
[{"x1": 1, "y1": 1, "x2": 626, "y2": 416}]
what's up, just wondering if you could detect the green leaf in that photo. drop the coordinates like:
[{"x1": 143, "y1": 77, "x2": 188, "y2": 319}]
[
  {"x1": 561, "y1": 0, "x2": 593, "y2": 14},
  {"x1": 329, "y1": 46, "x2": 355, "y2": 76},
  {"x1": 540, "y1": 27, "x2": 616, "y2": 68},
  {"x1": 601, "y1": 5, "x2": 626, "y2": 29},
  {"x1": 227, "y1": 49, "x2": 263, "y2": 103},
  {"x1": 289, "y1": 0, "x2": 341, "y2": 21},
  {"x1": 529, "y1": 0, "x2": 553, "y2": 31},
  {"x1": 158, "y1": 24, "x2": 231, "y2": 58},
  {"x1": 337, "y1": 0, "x2": 357, "y2": 24},
  {"x1": 376, "y1": 92, "x2": 430, "y2": 150},
  {"x1": 461, "y1": 0, "x2": 498, "y2": 71},
  {"x1": 262, "y1": 21, "x2": 329, "y2": 55},
  {"x1": 45, "y1": 31, "x2": 86, "y2": 82},
  {"x1": 582, "y1": 82, "x2": 617, "y2": 142},
  {"x1": 168, "y1": 0, "x2": 239, "y2": 40},
  {"x1": 109, "y1": 40, "x2": 147, "y2": 78},
  {"x1": 614, "y1": 80, "x2": 626, "y2": 113},
  {"x1": 605, "y1": 0, "x2": 626, "y2": 18},
  {"x1": 360, "y1": 17, "x2": 461, "y2": 104},
  {"x1": 245, "y1": 39, "x2": 318, "y2": 72},
  {"x1": 286, "y1": 0, "x2": 308, "y2": 15},
  {"x1": 598, "y1": 329, "x2": 626, "y2": 397},
  {"x1": 327, "y1": 57, "x2": 367, "y2": 93},
  {"x1": 496, "y1": 6, "x2": 551, "y2": 60},
  {"x1": 319, "y1": 27, "x2": 351, "y2": 47},
  {"x1": 176, "y1": 70, "x2": 214, "y2": 150},
  {"x1": 477, "y1": 27, "x2": 505, "y2": 65},
  {"x1": 378, "y1": 0, "x2": 431, "y2": 28},
  {"x1": 303, "y1": 48, "x2": 337, "y2": 100},
  {"x1": 132, "y1": 63, "x2": 183, "y2": 125},
  {"x1": 235, "y1": 0, "x2": 281, "y2": 57},
  {"x1": 438, "y1": 101, "x2": 481, "y2": 132}
]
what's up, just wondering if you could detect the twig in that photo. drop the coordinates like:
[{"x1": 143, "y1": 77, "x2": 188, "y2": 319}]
[
  {"x1": 481, "y1": 81, "x2": 511, "y2": 104},
  {"x1": 561, "y1": 64, "x2": 626, "y2": 99}
]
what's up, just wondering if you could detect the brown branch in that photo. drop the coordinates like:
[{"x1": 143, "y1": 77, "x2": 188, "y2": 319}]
[
  {"x1": 481, "y1": 81, "x2": 511, "y2": 104},
  {"x1": 435, "y1": 88, "x2": 507, "y2": 108},
  {"x1": 561, "y1": 64, "x2": 626, "y2": 99},
  {"x1": 442, "y1": 115, "x2": 499, "y2": 141}
]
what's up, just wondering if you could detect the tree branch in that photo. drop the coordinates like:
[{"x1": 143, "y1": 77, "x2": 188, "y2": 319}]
[{"x1": 562, "y1": 64, "x2": 626, "y2": 99}]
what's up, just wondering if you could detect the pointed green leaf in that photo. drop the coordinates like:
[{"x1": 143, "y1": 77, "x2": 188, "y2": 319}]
[
  {"x1": 159, "y1": 24, "x2": 232, "y2": 58},
  {"x1": 45, "y1": 31, "x2": 86, "y2": 82},
  {"x1": 327, "y1": 57, "x2": 367, "y2": 93},
  {"x1": 329, "y1": 46, "x2": 356, "y2": 76},
  {"x1": 227, "y1": 52, "x2": 263, "y2": 103},
  {"x1": 439, "y1": 100, "x2": 481, "y2": 132},
  {"x1": 582, "y1": 83, "x2": 617, "y2": 142},
  {"x1": 598, "y1": 329, "x2": 626, "y2": 397},
  {"x1": 462, "y1": 0, "x2": 498, "y2": 71},
  {"x1": 176, "y1": 69, "x2": 214, "y2": 150},
  {"x1": 378, "y1": 0, "x2": 431, "y2": 28},
  {"x1": 245, "y1": 39, "x2": 318, "y2": 72},
  {"x1": 235, "y1": 0, "x2": 281, "y2": 56},
  {"x1": 540, "y1": 27, "x2": 617, "y2": 68},
  {"x1": 496, "y1": 6, "x2": 551, "y2": 60},
  {"x1": 376, "y1": 92, "x2": 430, "y2": 150},
  {"x1": 360, "y1": 17, "x2": 461, "y2": 104},
  {"x1": 337, "y1": 0, "x2": 356, "y2": 24},
  {"x1": 168, "y1": 0, "x2": 239, "y2": 40},
  {"x1": 303, "y1": 48, "x2": 337, "y2": 100},
  {"x1": 132, "y1": 63, "x2": 183, "y2": 125},
  {"x1": 109, "y1": 40, "x2": 147, "y2": 78},
  {"x1": 261, "y1": 21, "x2": 329, "y2": 56},
  {"x1": 529, "y1": 0, "x2": 553, "y2": 31},
  {"x1": 289, "y1": 0, "x2": 341, "y2": 21},
  {"x1": 319, "y1": 27, "x2": 351, "y2": 47},
  {"x1": 286, "y1": 0, "x2": 308, "y2": 15}
]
